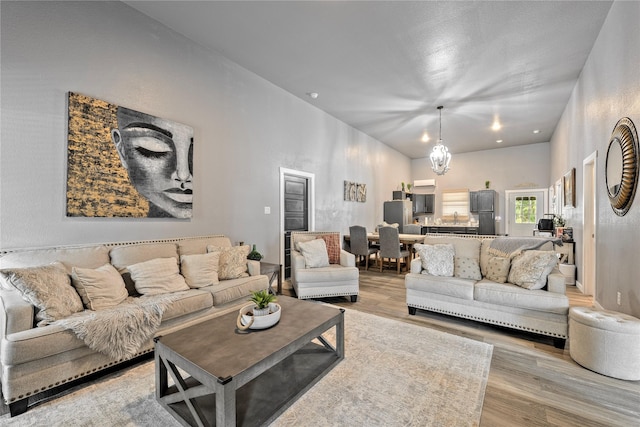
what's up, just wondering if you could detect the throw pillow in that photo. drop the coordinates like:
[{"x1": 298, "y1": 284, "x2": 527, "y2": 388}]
[
  {"x1": 415, "y1": 243, "x2": 455, "y2": 277},
  {"x1": 294, "y1": 234, "x2": 317, "y2": 251},
  {"x1": 71, "y1": 263, "x2": 129, "y2": 311},
  {"x1": 454, "y1": 256, "x2": 482, "y2": 280},
  {"x1": 297, "y1": 239, "x2": 330, "y2": 268},
  {"x1": 207, "y1": 245, "x2": 250, "y2": 280},
  {"x1": 320, "y1": 234, "x2": 341, "y2": 264},
  {"x1": 508, "y1": 250, "x2": 558, "y2": 290},
  {"x1": 0, "y1": 262, "x2": 84, "y2": 326},
  {"x1": 485, "y1": 256, "x2": 511, "y2": 283},
  {"x1": 180, "y1": 252, "x2": 220, "y2": 288},
  {"x1": 128, "y1": 257, "x2": 190, "y2": 295}
]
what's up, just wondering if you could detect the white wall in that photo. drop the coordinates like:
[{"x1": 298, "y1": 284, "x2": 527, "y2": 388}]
[
  {"x1": 0, "y1": 1, "x2": 411, "y2": 261},
  {"x1": 411, "y1": 143, "x2": 551, "y2": 235},
  {"x1": 549, "y1": 1, "x2": 640, "y2": 317}
]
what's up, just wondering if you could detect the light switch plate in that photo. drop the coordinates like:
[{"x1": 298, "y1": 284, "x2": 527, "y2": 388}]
[{"x1": 264, "y1": 206, "x2": 271, "y2": 215}]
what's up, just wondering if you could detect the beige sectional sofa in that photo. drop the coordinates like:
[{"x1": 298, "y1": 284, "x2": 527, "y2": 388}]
[
  {"x1": 0, "y1": 235, "x2": 269, "y2": 416},
  {"x1": 405, "y1": 234, "x2": 569, "y2": 347}
]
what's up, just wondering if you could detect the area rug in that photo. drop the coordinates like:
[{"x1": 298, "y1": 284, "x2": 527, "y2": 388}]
[{"x1": 0, "y1": 308, "x2": 493, "y2": 427}]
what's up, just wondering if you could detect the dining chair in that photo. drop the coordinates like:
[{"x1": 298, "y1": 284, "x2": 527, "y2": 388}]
[
  {"x1": 349, "y1": 225, "x2": 378, "y2": 270},
  {"x1": 403, "y1": 224, "x2": 422, "y2": 235},
  {"x1": 379, "y1": 226, "x2": 411, "y2": 274}
]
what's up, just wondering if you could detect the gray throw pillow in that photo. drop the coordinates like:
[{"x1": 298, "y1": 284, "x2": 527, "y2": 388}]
[{"x1": 0, "y1": 262, "x2": 84, "y2": 326}]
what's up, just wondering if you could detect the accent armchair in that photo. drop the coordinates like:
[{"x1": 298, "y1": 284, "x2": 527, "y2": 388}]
[{"x1": 290, "y1": 231, "x2": 359, "y2": 302}]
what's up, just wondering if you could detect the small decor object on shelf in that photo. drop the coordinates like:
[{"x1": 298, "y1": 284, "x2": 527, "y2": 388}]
[
  {"x1": 485, "y1": 180, "x2": 490, "y2": 189},
  {"x1": 247, "y1": 244, "x2": 263, "y2": 261},
  {"x1": 401, "y1": 182, "x2": 406, "y2": 191},
  {"x1": 407, "y1": 183, "x2": 412, "y2": 192},
  {"x1": 236, "y1": 290, "x2": 281, "y2": 330}
]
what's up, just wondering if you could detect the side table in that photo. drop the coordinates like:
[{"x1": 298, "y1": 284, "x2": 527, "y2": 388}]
[{"x1": 260, "y1": 261, "x2": 282, "y2": 295}]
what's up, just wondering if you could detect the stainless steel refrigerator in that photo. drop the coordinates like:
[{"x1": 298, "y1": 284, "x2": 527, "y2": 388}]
[{"x1": 383, "y1": 200, "x2": 412, "y2": 233}]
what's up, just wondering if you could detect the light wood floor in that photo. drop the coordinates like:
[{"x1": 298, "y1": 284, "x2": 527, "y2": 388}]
[{"x1": 283, "y1": 268, "x2": 640, "y2": 427}]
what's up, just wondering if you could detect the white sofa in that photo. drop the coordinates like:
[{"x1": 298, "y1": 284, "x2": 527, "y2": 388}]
[
  {"x1": 405, "y1": 235, "x2": 569, "y2": 347},
  {"x1": 0, "y1": 235, "x2": 269, "y2": 416},
  {"x1": 290, "y1": 231, "x2": 359, "y2": 302}
]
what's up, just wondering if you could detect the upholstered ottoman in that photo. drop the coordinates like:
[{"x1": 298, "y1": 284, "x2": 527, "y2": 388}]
[{"x1": 569, "y1": 307, "x2": 640, "y2": 380}]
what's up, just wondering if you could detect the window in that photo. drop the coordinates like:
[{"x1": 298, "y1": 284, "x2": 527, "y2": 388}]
[
  {"x1": 442, "y1": 189, "x2": 470, "y2": 222},
  {"x1": 515, "y1": 196, "x2": 537, "y2": 223}
]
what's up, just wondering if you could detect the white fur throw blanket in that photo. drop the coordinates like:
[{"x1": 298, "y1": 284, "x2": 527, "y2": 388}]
[{"x1": 53, "y1": 293, "x2": 183, "y2": 360}]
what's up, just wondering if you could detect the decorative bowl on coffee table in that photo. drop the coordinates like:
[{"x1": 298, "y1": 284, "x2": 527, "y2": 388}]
[{"x1": 239, "y1": 303, "x2": 281, "y2": 330}]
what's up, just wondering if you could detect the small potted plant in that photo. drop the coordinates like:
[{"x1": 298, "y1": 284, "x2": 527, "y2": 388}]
[
  {"x1": 249, "y1": 290, "x2": 277, "y2": 316},
  {"x1": 485, "y1": 180, "x2": 490, "y2": 189},
  {"x1": 407, "y1": 183, "x2": 412, "y2": 193},
  {"x1": 401, "y1": 182, "x2": 406, "y2": 192}
]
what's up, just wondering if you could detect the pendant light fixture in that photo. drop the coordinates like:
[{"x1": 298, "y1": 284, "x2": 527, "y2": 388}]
[{"x1": 430, "y1": 106, "x2": 451, "y2": 175}]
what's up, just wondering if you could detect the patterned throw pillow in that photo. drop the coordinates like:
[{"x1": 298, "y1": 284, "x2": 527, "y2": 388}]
[
  {"x1": 415, "y1": 243, "x2": 455, "y2": 277},
  {"x1": 454, "y1": 256, "x2": 482, "y2": 280},
  {"x1": 207, "y1": 245, "x2": 250, "y2": 280},
  {"x1": 0, "y1": 262, "x2": 84, "y2": 326},
  {"x1": 508, "y1": 250, "x2": 558, "y2": 290},
  {"x1": 320, "y1": 234, "x2": 341, "y2": 264},
  {"x1": 128, "y1": 257, "x2": 190, "y2": 295},
  {"x1": 297, "y1": 239, "x2": 330, "y2": 268},
  {"x1": 485, "y1": 256, "x2": 511, "y2": 283},
  {"x1": 71, "y1": 263, "x2": 129, "y2": 310},
  {"x1": 180, "y1": 252, "x2": 220, "y2": 288}
]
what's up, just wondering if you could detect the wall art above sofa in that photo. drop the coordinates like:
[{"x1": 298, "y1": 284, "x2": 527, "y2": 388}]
[{"x1": 66, "y1": 92, "x2": 194, "y2": 219}]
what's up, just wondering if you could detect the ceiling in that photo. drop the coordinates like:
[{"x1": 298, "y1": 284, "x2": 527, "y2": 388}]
[{"x1": 125, "y1": 1, "x2": 613, "y2": 159}]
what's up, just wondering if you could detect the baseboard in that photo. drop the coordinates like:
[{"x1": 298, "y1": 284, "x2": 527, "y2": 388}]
[{"x1": 575, "y1": 280, "x2": 585, "y2": 293}]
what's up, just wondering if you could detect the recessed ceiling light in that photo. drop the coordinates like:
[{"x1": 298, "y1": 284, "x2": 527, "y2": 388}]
[
  {"x1": 496, "y1": 139, "x2": 503, "y2": 143},
  {"x1": 492, "y1": 120, "x2": 502, "y2": 131},
  {"x1": 307, "y1": 92, "x2": 319, "y2": 99},
  {"x1": 533, "y1": 129, "x2": 540, "y2": 134},
  {"x1": 421, "y1": 131, "x2": 429, "y2": 143}
]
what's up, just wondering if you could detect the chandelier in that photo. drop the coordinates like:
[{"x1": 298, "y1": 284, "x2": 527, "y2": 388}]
[{"x1": 430, "y1": 106, "x2": 451, "y2": 175}]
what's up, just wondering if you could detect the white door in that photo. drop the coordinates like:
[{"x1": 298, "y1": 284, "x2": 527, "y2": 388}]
[
  {"x1": 582, "y1": 152, "x2": 597, "y2": 296},
  {"x1": 506, "y1": 189, "x2": 547, "y2": 237}
]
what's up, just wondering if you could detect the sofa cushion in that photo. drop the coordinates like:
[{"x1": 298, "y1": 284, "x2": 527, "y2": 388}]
[
  {"x1": 0, "y1": 262, "x2": 84, "y2": 326},
  {"x1": 160, "y1": 290, "x2": 213, "y2": 321},
  {"x1": 295, "y1": 264, "x2": 359, "y2": 284},
  {"x1": 180, "y1": 252, "x2": 220, "y2": 288},
  {"x1": 320, "y1": 234, "x2": 341, "y2": 264},
  {"x1": 423, "y1": 236, "x2": 481, "y2": 260},
  {"x1": 405, "y1": 274, "x2": 475, "y2": 300},
  {"x1": 201, "y1": 274, "x2": 269, "y2": 306},
  {"x1": 474, "y1": 280, "x2": 568, "y2": 314},
  {"x1": 508, "y1": 250, "x2": 558, "y2": 290},
  {"x1": 109, "y1": 243, "x2": 179, "y2": 296},
  {"x1": 71, "y1": 263, "x2": 129, "y2": 310},
  {"x1": 485, "y1": 256, "x2": 511, "y2": 283},
  {"x1": 415, "y1": 243, "x2": 454, "y2": 277},
  {"x1": 297, "y1": 239, "x2": 330, "y2": 268},
  {"x1": 178, "y1": 236, "x2": 231, "y2": 256},
  {"x1": 207, "y1": 245, "x2": 250, "y2": 279},
  {"x1": 454, "y1": 256, "x2": 482, "y2": 281},
  {"x1": 0, "y1": 246, "x2": 111, "y2": 277},
  {"x1": 128, "y1": 258, "x2": 190, "y2": 295}
]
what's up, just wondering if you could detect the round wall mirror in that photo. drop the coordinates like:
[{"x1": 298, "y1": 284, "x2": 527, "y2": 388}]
[{"x1": 606, "y1": 117, "x2": 639, "y2": 216}]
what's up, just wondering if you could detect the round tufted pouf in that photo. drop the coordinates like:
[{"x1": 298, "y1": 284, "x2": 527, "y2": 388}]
[{"x1": 569, "y1": 307, "x2": 640, "y2": 380}]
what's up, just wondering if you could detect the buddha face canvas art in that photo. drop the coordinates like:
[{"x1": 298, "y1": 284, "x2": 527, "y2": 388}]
[{"x1": 66, "y1": 92, "x2": 194, "y2": 218}]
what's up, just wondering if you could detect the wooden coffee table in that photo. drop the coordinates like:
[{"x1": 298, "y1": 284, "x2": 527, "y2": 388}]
[{"x1": 154, "y1": 296, "x2": 344, "y2": 426}]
